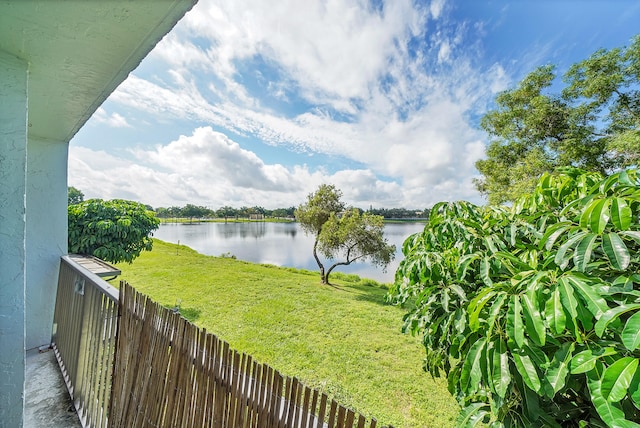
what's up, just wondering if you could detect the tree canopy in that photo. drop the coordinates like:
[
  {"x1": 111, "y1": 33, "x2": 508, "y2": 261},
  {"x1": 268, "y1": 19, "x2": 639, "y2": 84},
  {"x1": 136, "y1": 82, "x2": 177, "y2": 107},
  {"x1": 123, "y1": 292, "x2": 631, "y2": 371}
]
[
  {"x1": 181, "y1": 204, "x2": 210, "y2": 222},
  {"x1": 68, "y1": 199, "x2": 160, "y2": 263},
  {"x1": 319, "y1": 208, "x2": 395, "y2": 283},
  {"x1": 153, "y1": 203, "x2": 424, "y2": 221},
  {"x1": 68, "y1": 186, "x2": 84, "y2": 205},
  {"x1": 295, "y1": 184, "x2": 395, "y2": 284},
  {"x1": 388, "y1": 168, "x2": 640, "y2": 426},
  {"x1": 476, "y1": 35, "x2": 640, "y2": 204}
]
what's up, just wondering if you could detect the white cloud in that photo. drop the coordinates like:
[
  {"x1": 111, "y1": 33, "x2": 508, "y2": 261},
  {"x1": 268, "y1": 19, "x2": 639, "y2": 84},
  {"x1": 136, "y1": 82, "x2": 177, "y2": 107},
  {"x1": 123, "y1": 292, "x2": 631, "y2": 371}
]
[
  {"x1": 429, "y1": 0, "x2": 446, "y2": 20},
  {"x1": 70, "y1": 127, "x2": 462, "y2": 209},
  {"x1": 68, "y1": 146, "x2": 203, "y2": 205},
  {"x1": 165, "y1": 0, "x2": 423, "y2": 105},
  {"x1": 437, "y1": 40, "x2": 452, "y2": 63},
  {"x1": 136, "y1": 126, "x2": 302, "y2": 192},
  {"x1": 76, "y1": 0, "x2": 517, "y2": 208},
  {"x1": 93, "y1": 107, "x2": 131, "y2": 128}
]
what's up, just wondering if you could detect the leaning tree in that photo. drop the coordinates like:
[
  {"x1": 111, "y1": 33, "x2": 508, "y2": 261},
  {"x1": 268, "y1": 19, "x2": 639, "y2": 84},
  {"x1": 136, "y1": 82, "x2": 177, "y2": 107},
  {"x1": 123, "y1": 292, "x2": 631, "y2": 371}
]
[{"x1": 295, "y1": 184, "x2": 395, "y2": 284}]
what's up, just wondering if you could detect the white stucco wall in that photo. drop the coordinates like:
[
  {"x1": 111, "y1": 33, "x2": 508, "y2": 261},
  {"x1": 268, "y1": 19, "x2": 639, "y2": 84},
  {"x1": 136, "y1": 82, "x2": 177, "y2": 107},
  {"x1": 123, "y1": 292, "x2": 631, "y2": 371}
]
[
  {"x1": 25, "y1": 137, "x2": 68, "y2": 350},
  {"x1": 0, "y1": 50, "x2": 28, "y2": 428}
]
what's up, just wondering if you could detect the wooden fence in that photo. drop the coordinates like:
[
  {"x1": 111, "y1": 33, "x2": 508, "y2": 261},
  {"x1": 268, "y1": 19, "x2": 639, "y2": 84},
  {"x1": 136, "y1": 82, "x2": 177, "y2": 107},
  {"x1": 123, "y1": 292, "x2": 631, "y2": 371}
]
[{"x1": 109, "y1": 282, "x2": 392, "y2": 428}]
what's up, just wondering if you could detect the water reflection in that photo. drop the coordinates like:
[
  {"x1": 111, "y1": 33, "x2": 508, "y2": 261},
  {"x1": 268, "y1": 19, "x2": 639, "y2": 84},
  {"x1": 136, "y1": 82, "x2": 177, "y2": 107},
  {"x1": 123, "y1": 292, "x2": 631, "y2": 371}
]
[{"x1": 154, "y1": 221, "x2": 425, "y2": 283}]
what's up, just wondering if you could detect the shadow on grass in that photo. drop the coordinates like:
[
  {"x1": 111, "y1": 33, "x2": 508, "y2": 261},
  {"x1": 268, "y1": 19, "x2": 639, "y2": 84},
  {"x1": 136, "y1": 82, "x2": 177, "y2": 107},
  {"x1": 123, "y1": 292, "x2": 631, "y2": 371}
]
[
  {"x1": 324, "y1": 272, "x2": 394, "y2": 306},
  {"x1": 176, "y1": 307, "x2": 201, "y2": 323},
  {"x1": 342, "y1": 283, "x2": 392, "y2": 307}
]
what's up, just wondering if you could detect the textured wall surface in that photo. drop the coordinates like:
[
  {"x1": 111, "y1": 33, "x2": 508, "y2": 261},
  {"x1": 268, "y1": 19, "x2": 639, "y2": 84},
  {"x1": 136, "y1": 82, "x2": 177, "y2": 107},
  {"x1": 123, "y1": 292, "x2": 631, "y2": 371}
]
[
  {"x1": 25, "y1": 137, "x2": 68, "y2": 350},
  {"x1": 0, "y1": 2, "x2": 198, "y2": 425},
  {"x1": 0, "y1": 51, "x2": 28, "y2": 428}
]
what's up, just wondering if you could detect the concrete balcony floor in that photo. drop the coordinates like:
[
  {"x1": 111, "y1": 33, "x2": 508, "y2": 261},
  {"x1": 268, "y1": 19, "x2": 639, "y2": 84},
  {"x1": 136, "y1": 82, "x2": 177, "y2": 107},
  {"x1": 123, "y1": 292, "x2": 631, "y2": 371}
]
[{"x1": 25, "y1": 348, "x2": 82, "y2": 428}]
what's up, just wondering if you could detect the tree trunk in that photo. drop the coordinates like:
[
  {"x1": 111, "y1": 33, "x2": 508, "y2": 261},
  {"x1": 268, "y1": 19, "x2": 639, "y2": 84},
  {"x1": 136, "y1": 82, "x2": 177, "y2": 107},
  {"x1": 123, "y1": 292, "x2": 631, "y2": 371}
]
[
  {"x1": 325, "y1": 261, "x2": 351, "y2": 285},
  {"x1": 313, "y1": 236, "x2": 327, "y2": 284}
]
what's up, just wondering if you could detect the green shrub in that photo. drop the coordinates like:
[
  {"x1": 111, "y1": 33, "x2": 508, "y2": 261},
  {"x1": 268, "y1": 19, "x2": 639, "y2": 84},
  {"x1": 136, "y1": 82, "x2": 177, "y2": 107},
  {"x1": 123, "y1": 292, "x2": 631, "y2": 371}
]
[
  {"x1": 387, "y1": 168, "x2": 640, "y2": 427},
  {"x1": 69, "y1": 199, "x2": 159, "y2": 263}
]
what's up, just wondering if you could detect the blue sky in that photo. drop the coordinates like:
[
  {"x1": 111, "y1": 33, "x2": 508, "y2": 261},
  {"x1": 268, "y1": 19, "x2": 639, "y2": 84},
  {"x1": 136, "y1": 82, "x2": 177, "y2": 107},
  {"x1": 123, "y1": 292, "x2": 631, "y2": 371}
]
[{"x1": 69, "y1": 0, "x2": 640, "y2": 210}]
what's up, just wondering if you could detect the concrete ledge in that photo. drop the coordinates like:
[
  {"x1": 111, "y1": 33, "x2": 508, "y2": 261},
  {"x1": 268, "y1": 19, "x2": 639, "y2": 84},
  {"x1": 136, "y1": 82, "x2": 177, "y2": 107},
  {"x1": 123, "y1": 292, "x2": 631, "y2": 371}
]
[{"x1": 25, "y1": 348, "x2": 81, "y2": 428}]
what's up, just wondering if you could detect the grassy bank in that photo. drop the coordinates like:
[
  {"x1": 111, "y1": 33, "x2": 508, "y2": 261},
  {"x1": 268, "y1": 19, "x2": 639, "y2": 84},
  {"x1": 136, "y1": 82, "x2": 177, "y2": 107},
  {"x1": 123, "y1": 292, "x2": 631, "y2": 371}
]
[{"x1": 113, "y1": 240, "x2": 458, "y2": 427}]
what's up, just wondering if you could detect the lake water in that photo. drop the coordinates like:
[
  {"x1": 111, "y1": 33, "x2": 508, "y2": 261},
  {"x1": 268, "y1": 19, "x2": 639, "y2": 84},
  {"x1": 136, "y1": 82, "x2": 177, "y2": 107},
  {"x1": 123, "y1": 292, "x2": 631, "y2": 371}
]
[{"x1": 153, "y1": 221, "x2": 426, "y2": 283}]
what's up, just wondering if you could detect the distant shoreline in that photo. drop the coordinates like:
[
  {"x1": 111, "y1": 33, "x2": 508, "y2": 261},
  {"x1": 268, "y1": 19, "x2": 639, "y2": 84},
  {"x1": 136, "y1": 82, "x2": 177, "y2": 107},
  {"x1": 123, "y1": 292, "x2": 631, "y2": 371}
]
[{"x1": 159, "y1": 217, "x2": 427, "y2": 224}]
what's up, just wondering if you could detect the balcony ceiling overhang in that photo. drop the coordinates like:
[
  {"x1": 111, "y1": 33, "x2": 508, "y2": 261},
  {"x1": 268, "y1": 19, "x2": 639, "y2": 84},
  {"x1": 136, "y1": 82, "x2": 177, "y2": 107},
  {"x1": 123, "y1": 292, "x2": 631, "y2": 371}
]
[{"x1": 0, "y1": 0, "x2": 197, "y2": 143}]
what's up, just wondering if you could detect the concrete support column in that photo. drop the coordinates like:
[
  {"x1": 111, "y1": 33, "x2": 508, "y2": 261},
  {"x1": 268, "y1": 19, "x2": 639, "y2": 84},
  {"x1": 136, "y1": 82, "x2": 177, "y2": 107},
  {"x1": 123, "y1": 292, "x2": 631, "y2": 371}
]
[
  {"x1": 0, "y1": 50, "x2": 28, "y2": 427},
  {"x1": 25, "y1": 137, "x2": 68, "y2": 350}
]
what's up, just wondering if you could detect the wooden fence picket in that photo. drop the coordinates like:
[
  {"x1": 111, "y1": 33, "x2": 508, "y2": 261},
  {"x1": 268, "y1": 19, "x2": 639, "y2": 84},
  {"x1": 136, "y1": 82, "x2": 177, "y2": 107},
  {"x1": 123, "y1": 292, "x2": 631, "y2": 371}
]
[{"x1": 108, "y1": 282, "x2": 394, "y2": 428}]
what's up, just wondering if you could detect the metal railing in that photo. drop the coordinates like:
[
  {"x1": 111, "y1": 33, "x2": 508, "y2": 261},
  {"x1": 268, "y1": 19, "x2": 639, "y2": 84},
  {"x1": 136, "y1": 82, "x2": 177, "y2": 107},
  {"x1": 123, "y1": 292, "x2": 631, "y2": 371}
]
[
  {"x1": 52, "y1": 255, "x2": 119, "y2": 428},
  {"x1": 51, "y1": 256, "x2": 392, "y2": 428}
]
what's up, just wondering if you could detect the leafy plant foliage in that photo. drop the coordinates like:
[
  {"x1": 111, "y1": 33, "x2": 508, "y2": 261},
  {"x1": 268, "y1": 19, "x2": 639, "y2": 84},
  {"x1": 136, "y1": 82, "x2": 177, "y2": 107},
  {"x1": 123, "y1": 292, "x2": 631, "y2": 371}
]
[
  {"x1": 69, "y1": 199, "x2": 160, "y2": 263},
  {"x1": 475, "y1": 35, "x2": 640, "y2": 204},
  {"x1": 68, "y1": 186, "x2": 84, "y2": 205},
  {"x1": 387, "y1": 168, "x2": 640, "y2": 427}
]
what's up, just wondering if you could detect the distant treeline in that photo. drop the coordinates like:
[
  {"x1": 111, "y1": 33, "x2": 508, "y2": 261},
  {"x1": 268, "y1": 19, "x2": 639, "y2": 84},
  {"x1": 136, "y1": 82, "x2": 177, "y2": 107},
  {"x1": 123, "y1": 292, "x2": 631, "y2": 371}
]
[{"x1": 153, "y1": 204, "x2": 429, "y2": 220}]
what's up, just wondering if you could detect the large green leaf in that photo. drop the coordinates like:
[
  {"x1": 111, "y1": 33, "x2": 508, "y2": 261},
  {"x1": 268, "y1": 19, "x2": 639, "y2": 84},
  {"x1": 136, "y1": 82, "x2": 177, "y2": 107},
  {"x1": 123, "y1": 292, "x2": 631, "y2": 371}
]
[
  {"x1": 448, "y1": 283, "x2": 468, "y2": 301},
  {"x1": 494, "y1": 251, "x2": 532, "y2": 272},
  {"x1": 587, "y1": 365, "x2": 627, "y2": 425},
  {"x1": 555, "y1": 231, "x2": 588, "y2": 270},
  {"x1": 484, "y1": 235, "x2": 500, "y2": 254},
  {"x1": 545, "y1": 285, "x2": 566, "y2": 335},
  {"x1": 460, "y1": 338, "x2": 487, "y2": 395},
  {"x1": 601, "y1": 357, "x2": 639, "y2": 402},
  {"x1": 611, "y1": 419, "x2": 640, "y2": 428},
  {"x1": 540, "y1": 221, "x2": 572, "y2": 250},
  {"x1": 560, "y1": 194, "x2": 595, "y2": 218},
  {"x1": 519, "y1": 375, "x2": 541, "y2": 422},
  {"x1": 587, "y1": 198, "x2": 611, "y2": 234},
  {"x1": 609, "y1": 275, "x2": 636, "y2": 294},
  {"x1": 557, "y1": 276, "x2": 579, "y2": 323},
  {"x1": 457, "y1": 253, "x2": 480, "y2": 281},
  {"x1": 486, "y1": 293, "x2": 507, "y2": 336},
  {"x1": 629, "y1": 369, "x2": 640, "y2": 410},
  {"x1": 521, "y1": 292, "x2": 546, "y2": 346},
  {"x1": 571, "y1": 348, "x2": 617, "y2": 374},
  {"x1": 513, "y1": 350, "x2": 542, "y2": 393},
  {"x1": 594, "y1": 303, "x2": 640, "y2": 337},
  {"x1": 572, "y1": 233, "x2": 598, "y2": 272},
  {"x1": 611, "y1": 198, "x2": 632, "y2": 230},
  {"x1": 600, "y1": 172, "x2": 622, "y2": 193},
  {"x1": 469, "y1": 288, "x2": 497, "y2": 331},
  {"x1": 579, "y1": 198, "x2": 599, "y2": 229},
  {"x1": 489, "y1": 338, "x2": 511, "y2": 399},
  {"x1": 622, "y1": 311, "x2": 640, "y2": 351},
  {"x1": 479, "y1": 256, "x2": 493, "y2": 287},
  {"x1": 564, "y1": 272, "x2": 609, "y2": 318},
  {"x1": 619, "y1": 230, "x2": 640, "y2": 246},
  {"x1": 507, "y1": 295, "x2": 525, "y2": 348},
  {"x1": 456, "y1": 403, "x2": 490, "y2": 427},
  {"x1": 602, "y1": 232, "x2": 631, "y2": 271},
  {"x1": 617, "y1": 169, "x2": 635, "y2": 186},
  {"x1": 544, "y1": 342, "x2": 574, "y2": 398}
]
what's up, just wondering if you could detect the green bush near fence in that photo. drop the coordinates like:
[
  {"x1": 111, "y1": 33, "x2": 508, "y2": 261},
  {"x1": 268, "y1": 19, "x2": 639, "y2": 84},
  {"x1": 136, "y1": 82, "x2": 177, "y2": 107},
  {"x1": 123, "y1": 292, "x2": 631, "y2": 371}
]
[{"x1": 114, "y1": 240, "x2": 458, "y2": 428}]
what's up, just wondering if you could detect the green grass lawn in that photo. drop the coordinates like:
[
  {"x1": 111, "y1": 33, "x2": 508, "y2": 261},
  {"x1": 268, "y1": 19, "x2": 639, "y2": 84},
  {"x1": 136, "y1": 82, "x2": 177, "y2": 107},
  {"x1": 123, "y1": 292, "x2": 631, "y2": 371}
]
[{"x1": 113, "y1": 239, "x2": 458, "y2": 427}]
